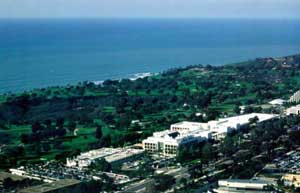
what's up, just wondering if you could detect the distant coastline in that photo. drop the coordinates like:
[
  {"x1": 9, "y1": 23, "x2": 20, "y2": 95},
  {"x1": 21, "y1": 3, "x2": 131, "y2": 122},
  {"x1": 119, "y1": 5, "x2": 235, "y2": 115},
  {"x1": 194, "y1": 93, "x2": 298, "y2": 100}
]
[
  {"x1": 92, "y1": 72, "x2": 155, "y2": 85},
  {"x1": 1, "y1": 18, "x2": 300, "y2": 93}
]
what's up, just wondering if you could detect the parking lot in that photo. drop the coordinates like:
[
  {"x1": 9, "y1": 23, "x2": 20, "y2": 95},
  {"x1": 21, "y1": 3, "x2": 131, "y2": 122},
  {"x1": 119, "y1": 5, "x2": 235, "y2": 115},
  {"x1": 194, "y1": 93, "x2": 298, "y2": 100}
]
[{"x1": 273, "y1": 148, "x2": 300, "y2": 174}]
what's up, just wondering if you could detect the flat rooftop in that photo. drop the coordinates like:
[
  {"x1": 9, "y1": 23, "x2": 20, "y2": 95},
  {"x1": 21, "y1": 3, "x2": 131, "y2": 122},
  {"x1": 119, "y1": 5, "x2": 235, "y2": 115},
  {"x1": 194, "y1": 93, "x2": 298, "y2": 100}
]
[
  {"x1": 215, "y1": 187, "x2": 272, "y2": 193},
  {"x1": 105, "y1": 148, "x2": 144, "y2": 163},
  {"x1": 19, "y1": 179, "x2": 80, "y2": 193},
  {"x1": 218, "y1": 113, "x2": 278, "y2": 126},
  {"x1": 172, "y1": 121, "x2": 204, "y2": 127},
  {"x1": 76, "y1": 148, "x2": 120, "y2": 160},
  {"x1": 219, "y1": 179, "x2": 269, "y2": 184},
  {"x1": 71, "y1": 147, "x2": 144, "y2": 163}
]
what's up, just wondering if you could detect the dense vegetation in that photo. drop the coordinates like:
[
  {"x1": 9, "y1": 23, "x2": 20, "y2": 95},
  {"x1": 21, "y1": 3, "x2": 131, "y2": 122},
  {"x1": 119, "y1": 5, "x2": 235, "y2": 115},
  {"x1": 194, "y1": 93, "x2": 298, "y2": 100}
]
[{"x1": 1, "y1": 54, "x2": 300, "y2": 170}]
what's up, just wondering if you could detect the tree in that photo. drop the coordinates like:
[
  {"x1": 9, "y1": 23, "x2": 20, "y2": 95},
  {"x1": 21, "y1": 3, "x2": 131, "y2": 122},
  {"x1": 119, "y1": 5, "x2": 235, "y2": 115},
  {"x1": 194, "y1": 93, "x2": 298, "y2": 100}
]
[
  {"x1": 188, "y1": 161, "x2": 203, "y2": 179},
  {"x1": 42, "y1": 143, "x2": 51, "y2": 153},
  {"x1": 4, "y1": 146, "x2": 25, "y2": 158},
  {"x1": 177, "y1": 146, "x2": 191, "y2": 163},
  {"x1": 244, "y1": 106, "x2": 255, "y2": 113},
  {"x1": 205, "y1": 108, "x2": 220, "y2": 121},
  {"x1": 202, "y1": 143, "x2": 214, "y2": 164},
  {"x1": 220, "y1": 136, "x2": 236, "y2": 156},
  {"x1": 57, "y1": 128, "x2": 67, "y2": 137},
  {"x1": 68, "y1": 121, "x2": 76, "y2": 134},
  {"x1": 100, "y1": 134, "x2": 112, "y2": 147},
  {"x1": 34, "y1": 142, "x2": 42, "y2": 155},
  {"x1": 249, "y1": 116, "x2": 259, "y2": 125},
  {"x1": 31, "y1": 121, "x2": 42, "y2": 133},
  {"x1": 79, "y1": 180, "x2": 103, "y2": 193},
  {"x1": 154, "y1": 174, "x2": 176, "y2": 192},
  {"x1": 95, "y1": 125, "x2": 103, "y2": 139},
  {"x1": 56, "y1": 118, "x2": 64, "y2": 129},
  {"x1": 234, "y1": 105, "x2": 241, "y2": 115},
  {"x1": 20, "y1": 133, "x2": 29, "y2": 144},
  {"x1": 179, "y1": 178, "x2": 188, "y2": 187},
  {"x1": 3, "y1": 177, "x2": 13, "y2": 189},
  {"x1": 44, "y1": 119, "x2": 52, "y2": 128},
  {"x1": 89, "y1": 158, "x2": 112, "y2": 172}
]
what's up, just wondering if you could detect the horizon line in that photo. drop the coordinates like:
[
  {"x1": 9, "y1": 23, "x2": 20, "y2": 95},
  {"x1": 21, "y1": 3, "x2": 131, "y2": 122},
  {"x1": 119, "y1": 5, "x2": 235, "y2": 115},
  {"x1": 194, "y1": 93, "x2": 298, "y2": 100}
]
[{"x1": 0, "y1": 16, "x2": 300, "y2": 20}]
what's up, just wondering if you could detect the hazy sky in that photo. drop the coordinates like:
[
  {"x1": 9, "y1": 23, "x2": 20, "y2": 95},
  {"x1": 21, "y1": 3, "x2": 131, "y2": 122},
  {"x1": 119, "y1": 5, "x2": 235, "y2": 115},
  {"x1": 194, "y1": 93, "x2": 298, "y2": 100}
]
[{"x1": 1, "y1": 0, "x2": 300, "y2": 19}]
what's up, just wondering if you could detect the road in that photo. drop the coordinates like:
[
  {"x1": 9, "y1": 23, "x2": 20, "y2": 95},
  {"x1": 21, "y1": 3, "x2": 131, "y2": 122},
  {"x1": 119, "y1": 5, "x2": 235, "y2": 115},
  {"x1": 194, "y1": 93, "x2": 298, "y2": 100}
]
[
  {"x1": 121, "y1": 178, "x2": 154, "y2": 193},
  {"x1": 122, "y1": 166, "x2": 189, "y2": 193}
]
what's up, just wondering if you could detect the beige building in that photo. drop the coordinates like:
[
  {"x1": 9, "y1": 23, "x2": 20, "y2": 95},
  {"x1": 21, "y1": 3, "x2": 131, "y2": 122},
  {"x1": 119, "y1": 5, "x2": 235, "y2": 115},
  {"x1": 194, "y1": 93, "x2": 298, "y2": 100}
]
[
  {"x1": 286, "y1": 105, "x2": 300, "y2": 116},
  {"x1": 282, "y1": 174, "x2": 300, "y2": 188}
]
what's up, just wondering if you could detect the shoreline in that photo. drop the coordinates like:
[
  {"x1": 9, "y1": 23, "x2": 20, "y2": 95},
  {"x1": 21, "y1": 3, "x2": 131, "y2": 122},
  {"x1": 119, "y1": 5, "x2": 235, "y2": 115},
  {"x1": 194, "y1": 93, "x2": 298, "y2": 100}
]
[
  {"x1": 1, "y1": 52, "x2": 299, "y2": 95},
  {"x1": 0, "y1": 72, "x2": 158, "y2": 95},
  {"x1": 93, "y1": 72, "x2": 155, "y2": 85}
]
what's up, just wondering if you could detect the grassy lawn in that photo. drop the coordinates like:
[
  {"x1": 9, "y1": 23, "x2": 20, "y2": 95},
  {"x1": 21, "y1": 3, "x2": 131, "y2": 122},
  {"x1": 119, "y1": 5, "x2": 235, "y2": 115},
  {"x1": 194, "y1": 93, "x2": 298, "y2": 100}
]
[
  {"x1": 63, "y1": 135, "x2": 98, "y2": 152},
  {"x1": 102, "y1": 106, "x2": 116, "y2": 113},
  {"x1": 0, "y1": 125, "x2": 31, "y2": 145},
  {"x1": 1, "y1": 121, "x2": 151, "y2": 164},
  {"x1": 0, "y1": 125, "x2": 100, "y2": 162}
]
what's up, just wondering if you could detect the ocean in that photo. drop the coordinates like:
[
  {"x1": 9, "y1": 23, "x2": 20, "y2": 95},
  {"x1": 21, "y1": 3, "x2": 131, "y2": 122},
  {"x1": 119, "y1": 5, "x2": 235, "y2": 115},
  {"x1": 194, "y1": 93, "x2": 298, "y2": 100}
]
[{"x1": 0, "y1": 18, "x2": 300, "y2": 93}]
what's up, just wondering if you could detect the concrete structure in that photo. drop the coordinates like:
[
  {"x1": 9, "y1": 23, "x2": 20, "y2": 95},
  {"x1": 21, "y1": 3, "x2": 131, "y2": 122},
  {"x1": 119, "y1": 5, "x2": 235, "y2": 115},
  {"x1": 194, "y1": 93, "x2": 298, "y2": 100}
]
[
  {"x1": 19, "y1": 179, "x2": 80, "y2": 193},
  {"x1": 289, "y1": 90, "x2": 300, "y2": 103},
  {"x1": 143, "y1": 113, "x2": 278, "y2": 155},
  {"x1": 282, "y1": 174, "x2": 300, "y2": 188},
  {"x1": 10, "y1": 168, "x2": 57, "y2": 183},
  {"x1": 209, "y1": 113, "x2": 279, "y2": 140},
  {"x1": 269, "y1": 99, "x2": 286, "y2": 106},
  {"x1": 214, "y1": 179, "x2": 272, "y2": 193},
  {"x1": 143, "y1": 121, "x2": 212, "y2": 156},
  {"x1": 170, "y1": 121, "x2": 209, "y2": 132},
  {"x1": 286, "y1": 105, "x2": 300, "y2": 116},
  {"x1": 66, "y1": 147, "x2": 144, "y2": 168},
  {"x1": 101, "y1": 172, "x2": 130, "y2": 184}
]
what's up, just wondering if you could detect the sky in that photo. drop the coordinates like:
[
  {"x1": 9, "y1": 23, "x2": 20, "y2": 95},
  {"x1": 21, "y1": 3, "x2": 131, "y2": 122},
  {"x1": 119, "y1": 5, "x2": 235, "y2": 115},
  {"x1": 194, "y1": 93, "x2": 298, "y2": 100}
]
[{"x1": 0, "y1": 0, "x2": 300, "y2": 19}]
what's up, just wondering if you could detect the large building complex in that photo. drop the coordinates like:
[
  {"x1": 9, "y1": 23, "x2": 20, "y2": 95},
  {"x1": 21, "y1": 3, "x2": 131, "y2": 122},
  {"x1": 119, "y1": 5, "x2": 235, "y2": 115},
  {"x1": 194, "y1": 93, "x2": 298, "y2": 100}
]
[
  {"x1": 143, "y1": 121, "x2": 212, "y2": 156},
  {"x1": 66, "y1": 147, "x2": 144, "y2": 169},
  {"x1": 142, "y1": 113, "x2": 278, "y2": 156}
]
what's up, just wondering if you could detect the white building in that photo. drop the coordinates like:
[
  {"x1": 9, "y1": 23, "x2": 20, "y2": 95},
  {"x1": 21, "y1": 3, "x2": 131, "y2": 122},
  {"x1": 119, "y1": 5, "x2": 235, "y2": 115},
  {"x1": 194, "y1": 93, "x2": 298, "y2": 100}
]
[
  {"x1": 214, "y1": 179, "x2": 272, "y2": 193},
  {"x1": 289, "y1": 90, "x2": 300, "y2": 103},
  {"x1": 143, "y1": 122, "x2": 212, "y2": 156},
  {"x1": 209, "y1": 113, "x2": 279, "y2": 140},
  {"x1": 268, "y1": 99, "x2": 286, "y2": 106},
  {"x1": 286, "y1": 105, "x2": 300, "y2": 116},
  {"x1": 142, "y1": 113, "x2": 278, "y2": 155},
  {"x1": 66, "y1": 148, "x2": 144, "y2": 168},
  {"x1": 170, "y1": 121, "x2": 209, "y2": 132}
]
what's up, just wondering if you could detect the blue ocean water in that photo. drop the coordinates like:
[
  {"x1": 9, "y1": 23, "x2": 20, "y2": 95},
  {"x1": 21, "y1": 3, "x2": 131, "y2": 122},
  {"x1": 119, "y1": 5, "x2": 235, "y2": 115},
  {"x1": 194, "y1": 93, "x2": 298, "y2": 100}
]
[{"x1": 0, "y1": 18, "x2": 300, "y2": 93}]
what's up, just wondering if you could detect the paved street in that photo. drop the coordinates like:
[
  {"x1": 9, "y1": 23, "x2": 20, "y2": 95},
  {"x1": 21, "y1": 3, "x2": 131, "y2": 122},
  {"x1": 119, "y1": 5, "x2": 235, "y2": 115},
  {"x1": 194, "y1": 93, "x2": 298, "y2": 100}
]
[
  {"x1": 122, "y1": 166, "x2": 189, "y2": 192},
  {"x1": 122, "y1": 178, "x2": 154, "y2": 193}
]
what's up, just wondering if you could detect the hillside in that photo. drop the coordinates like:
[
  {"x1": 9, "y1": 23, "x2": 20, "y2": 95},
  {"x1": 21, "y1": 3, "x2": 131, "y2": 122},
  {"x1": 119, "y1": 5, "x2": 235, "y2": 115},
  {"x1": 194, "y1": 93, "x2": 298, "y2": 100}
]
[{"x1": 1, "y1": 54, "x2": 300, "y2": 169}]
